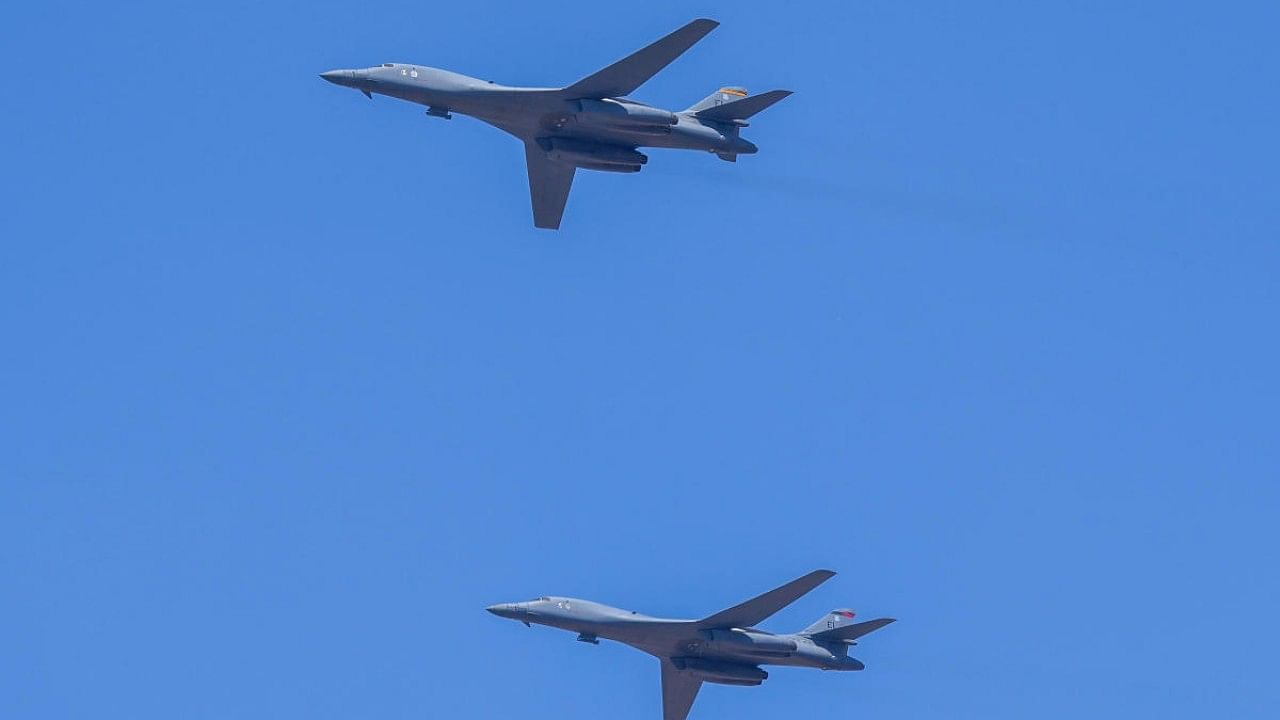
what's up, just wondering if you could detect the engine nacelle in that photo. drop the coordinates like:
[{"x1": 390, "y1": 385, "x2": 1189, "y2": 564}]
[
  {"x1": 573, "y1": 161, "x2": 641, "y2": 173},
  {"x1": 671, "y1": 658, "x2": 767, "y2": 686},
  {"x1": 702, "y1": 629, "x2": 798, "y2": 657},
  {"x1": 545, "y1": 138, "x2": 647, "y2": 170},
  {"x1": 576, "y1": 99, "x2": 677, "y2": 133}
]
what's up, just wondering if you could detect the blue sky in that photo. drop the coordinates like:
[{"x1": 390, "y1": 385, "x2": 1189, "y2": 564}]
[{"x1": 2, "y1": 1, "x2": 1278, "y2": 718}]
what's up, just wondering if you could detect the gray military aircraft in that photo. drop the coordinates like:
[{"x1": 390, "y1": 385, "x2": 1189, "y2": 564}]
[
  {"x1": 320, "y1": 18, "x2": 791, "y2": 229},
  {"x1": 487, "y1": 570, "x2": 894, "y2": 720}
]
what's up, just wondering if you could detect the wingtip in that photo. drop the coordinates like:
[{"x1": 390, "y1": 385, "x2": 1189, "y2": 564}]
[
  {"x1": 693, "y1": 18, "x2": 721, "y2": 29},
  {"x1": 806, "y1": 569, "x2": 837, "y2": 584}
]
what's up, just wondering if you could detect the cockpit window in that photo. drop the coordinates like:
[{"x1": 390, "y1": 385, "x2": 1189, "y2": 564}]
[{"x1": 382, "y1": 63, "x2": 394, "y2": 68}]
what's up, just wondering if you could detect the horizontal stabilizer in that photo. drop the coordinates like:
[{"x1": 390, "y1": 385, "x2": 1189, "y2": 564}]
[
  {"x1": 698, "y1": 570, "x2": 835, "y2": 629},
  {"x1": 563, "y1": 18, "x2": 719, "y2": 99},
  {"x1": 695, "y1": 90, "x2": 792, "y2": 122},
  {"x1": 808, "y1": 618, "x2": 896, "y2": 643}
]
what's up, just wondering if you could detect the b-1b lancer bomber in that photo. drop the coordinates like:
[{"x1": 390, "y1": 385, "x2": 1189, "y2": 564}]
[
  {"x1": 321, "y1": 19, "x2": 790, "y2": 229},
  {"x1": 487, "y1": 569, "x2": 894, "y2": 720}
]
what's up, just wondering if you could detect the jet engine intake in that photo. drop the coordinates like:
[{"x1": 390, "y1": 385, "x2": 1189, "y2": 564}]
[
  {"x1": 575, "y1": 99, "x2": 677, "y2": 133},
  {"x1": 544, "y1": 138, "x2": 647, "y2": 170},
  {"x1": 671, "y1": 657, "x2": 767, "y2": 686}
]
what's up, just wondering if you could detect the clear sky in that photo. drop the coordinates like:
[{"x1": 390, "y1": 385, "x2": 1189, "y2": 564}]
[{"x1": 2, "y1": 1, "x2": 1278, "y2": 718}]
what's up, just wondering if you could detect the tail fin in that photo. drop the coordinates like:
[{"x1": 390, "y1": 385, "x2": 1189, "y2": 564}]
[
  {"x1": 687, "y1": 89, "x2": 792, "y2": 122},
  {"x1": 685, "y1": 86, "x2": 749, "y2": 114},
  {"x1": 801, "y1": 610, "x2": 896, "y2": 642},
  {"x1": 801, "y1": 609, "x2": 860, "y2": 636}
]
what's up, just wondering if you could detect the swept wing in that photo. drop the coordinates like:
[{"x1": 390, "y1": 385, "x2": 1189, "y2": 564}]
[
  {"x1": 660, "y1": 659, "x2": 703, "y2": 720},
  {"x1": 697, "y1": 569, "x2": 836, "y2": 629},
  {"x1": 562, "y1": 19, "x2": 719, "y2": 99},
  {"x1": 523, "y1": 142, "x2": 576, "y2": 229}
]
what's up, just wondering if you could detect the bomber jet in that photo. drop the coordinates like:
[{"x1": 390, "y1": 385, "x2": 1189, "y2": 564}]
[
  {"x1": 321, "y1": 19, "x2": 790, "y2": 229},
  {"x1": 487, "y1": 569, "x2": 894, "y2": 720}
]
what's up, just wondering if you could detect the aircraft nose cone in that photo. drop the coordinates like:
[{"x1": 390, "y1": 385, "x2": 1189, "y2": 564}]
[
  {"x1": 320, "y1": 69, "x2": 351, "y2": 86},
  {"x1": 487, "y1": 603, "x2": 532, "y2": 622}
]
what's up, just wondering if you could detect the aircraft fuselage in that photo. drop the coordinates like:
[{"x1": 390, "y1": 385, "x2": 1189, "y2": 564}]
[
  {"x1": 486, "y1": 597, "x2": 864, "y2": 673},
  {"x1": 321, "y1": 64, "x2": 758, "y2": 156}
]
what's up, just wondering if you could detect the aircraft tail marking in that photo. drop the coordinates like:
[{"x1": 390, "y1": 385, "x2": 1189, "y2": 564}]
[{"x1": 802, "y1": 612, "x2": 896, "y2": 643}]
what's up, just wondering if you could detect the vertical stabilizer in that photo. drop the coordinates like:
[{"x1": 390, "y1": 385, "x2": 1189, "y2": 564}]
[
  {"x1": 802, "y1": 612, "x2": 896, "y2": 643},
  {"x1": 801, "y1": 609, "x2": 859, "y2": 636},
  {"x1": 694, "y1": 90, "x2": 793, "y2": 122},
  {"x1": 685, "y1": 87, "x2": 748, "y2": 114}
]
